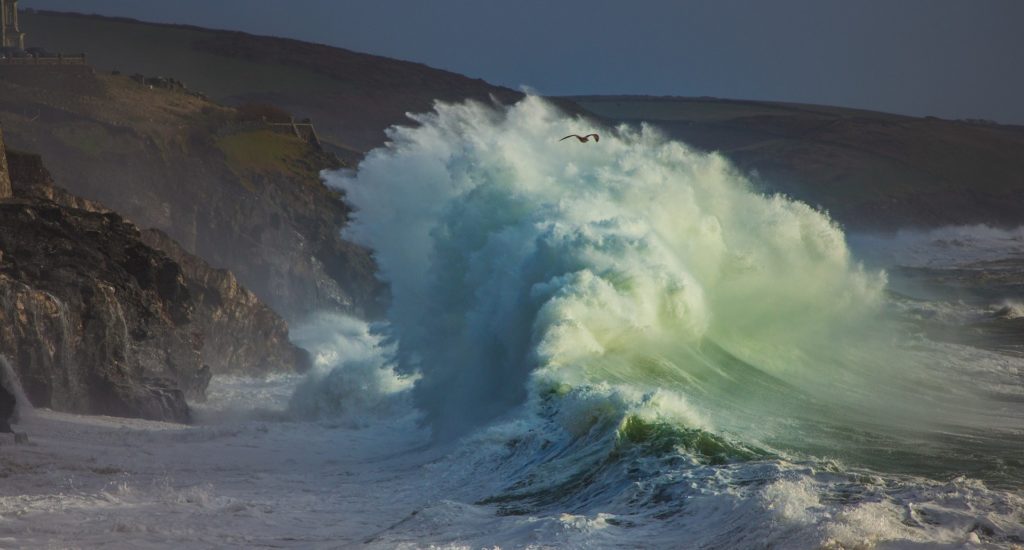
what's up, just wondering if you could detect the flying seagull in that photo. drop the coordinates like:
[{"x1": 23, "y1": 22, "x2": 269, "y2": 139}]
[{"x1": 560, "y1": 133, "x2": 600, "y2": 143}]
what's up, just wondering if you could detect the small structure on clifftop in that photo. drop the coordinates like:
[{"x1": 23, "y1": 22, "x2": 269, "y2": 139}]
[
  {"x1": 0, "y1": 2, "x2": 85, "y2": 64},
  {"x1": 1, "y1": 0, "x2": 25, "y2": 51}
]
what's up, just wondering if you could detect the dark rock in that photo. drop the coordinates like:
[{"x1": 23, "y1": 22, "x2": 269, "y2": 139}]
[
  {"x1": 0, "y1": 202, "x2": 202, "y2": 423},
  {"x1": 0, "y1": 130, "x2": 199, "y2": 422},
  {"x1": 141, "y1": 229, "x2": 310, "y2": 376},
  {"x1": 185, "y1": 365, "x2": 213, "y2": 402},
  {"x1": 0, "y1": 375, "x2": 16, "y2": 433},
  {"x1": 0, "y1": 133, "x2": 310, "y2": 422},
  {"x1": 0, "y1": 65, "x2": 385, "y2": 322},
  {"x1": 0, "y1": 357, "x2": 26, "y2": 441}
]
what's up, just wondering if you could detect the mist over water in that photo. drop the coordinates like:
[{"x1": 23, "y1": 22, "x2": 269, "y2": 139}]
[{"x1": 323, "y1": 96, "x2": 1022, "y2": 483}]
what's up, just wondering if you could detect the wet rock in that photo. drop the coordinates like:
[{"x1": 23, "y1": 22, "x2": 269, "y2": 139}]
[
  {"x1": 0, "y1": 202, "x2": 201, "y2": 423},
  {"x1": 0, "y1": 374, "x2": 15, "y2": 433}
]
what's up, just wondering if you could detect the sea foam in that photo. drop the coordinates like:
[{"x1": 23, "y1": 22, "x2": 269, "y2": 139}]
[{"x1": 324, "y1": 96, "x2": 891, "y2": 440}]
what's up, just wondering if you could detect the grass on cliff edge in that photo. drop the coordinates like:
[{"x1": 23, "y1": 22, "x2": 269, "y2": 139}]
[{"x1": 215, "y1": 130, "x2": 318, "y2": 183}]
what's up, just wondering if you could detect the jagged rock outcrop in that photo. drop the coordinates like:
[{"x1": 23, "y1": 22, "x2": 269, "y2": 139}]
[
  {"x1": 0, "y1": 199, "x2": 201, "y2": 422},
  {"x1": 140, "y1": 228, "x2": 309, "y2": 375},
  {"x1": 0, "y1": 142, "x2": 311, "y2": 422}
]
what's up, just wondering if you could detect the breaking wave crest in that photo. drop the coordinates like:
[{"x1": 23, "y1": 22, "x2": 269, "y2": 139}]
[{"x1": 322, "y1": 96, "x2": 1023, "y2": 483}]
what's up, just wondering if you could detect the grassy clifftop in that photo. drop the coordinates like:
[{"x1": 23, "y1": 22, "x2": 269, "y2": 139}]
[{"x1": 216, "y1": 130, "x2": 321, "y2": 181}]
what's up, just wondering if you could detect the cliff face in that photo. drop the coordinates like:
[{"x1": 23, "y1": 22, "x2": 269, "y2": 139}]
[
  {"x1": 0, "y1": 144, "x2": 309, "y2": 421},
  {"x1": 0, "y1": 199, "x2": 201, "y2": 422},
  {"x1": 140, "y1": 228, "x2": 309, "y2": 376},
  {"x1": 0, "y1": 65, "x2": 383, "y2": 321}
]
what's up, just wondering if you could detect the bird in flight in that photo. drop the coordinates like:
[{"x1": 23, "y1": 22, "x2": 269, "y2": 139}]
[{"x1": 560, "y1": 133, "x2": 600, "y2": 143}]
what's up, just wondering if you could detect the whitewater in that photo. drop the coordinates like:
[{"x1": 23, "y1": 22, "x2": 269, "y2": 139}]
[{"x1": 1, "y1": 97, "x2": 1023, "y2": 548}]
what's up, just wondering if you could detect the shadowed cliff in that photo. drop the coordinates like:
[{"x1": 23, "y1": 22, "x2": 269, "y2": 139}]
[
  {"x1": 0, "y1": 131, "x2": 308, "y2": 421},
  {"x1": 0, "y1": 64, "x2": 383, "y2": 321}
]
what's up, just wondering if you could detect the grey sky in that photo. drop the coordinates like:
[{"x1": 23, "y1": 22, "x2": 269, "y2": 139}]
[{"x1": 21, "y1": 0, "x2": 1024, "y2": 123}]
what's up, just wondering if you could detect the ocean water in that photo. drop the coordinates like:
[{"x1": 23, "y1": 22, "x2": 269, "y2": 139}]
[
  {"x1": 1, "y1": 97, "x2": 1022, "y2": 548},
  {"x1": 319, "y1": 97, "x2": 1024, "y2": 547}
]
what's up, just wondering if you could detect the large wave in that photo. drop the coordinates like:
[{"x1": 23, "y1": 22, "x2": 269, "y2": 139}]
[{"x1": 323, "y1": 97, "x2": 1019, "y2": 477}]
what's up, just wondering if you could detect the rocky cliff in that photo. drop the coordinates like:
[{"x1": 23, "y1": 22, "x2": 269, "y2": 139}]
[
  {"x1": 0, "y1": 196, "x2": 202, "y2": 422},
  {"x1": 140, "y1": 228, "x2": 309, "y2": 376},
  {"x1": 0, "y1": 65, "x2": 383, "y2": 321},
  {"x1": 0, "y1": 141, "x2": 310, "y2": 421}
]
